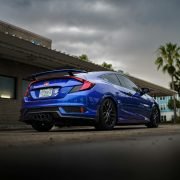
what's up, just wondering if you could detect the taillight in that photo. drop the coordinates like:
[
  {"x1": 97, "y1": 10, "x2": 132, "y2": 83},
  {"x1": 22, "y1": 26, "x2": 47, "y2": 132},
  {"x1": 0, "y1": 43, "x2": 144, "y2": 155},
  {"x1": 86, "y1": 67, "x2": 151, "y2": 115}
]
[
  {"x1": 80, "y1": 81, "x2": 94, "y2": 90},
  {"x1": 24, "y1": 81, "x2": 36, "y2": 97},
  {"x1": 69, "y1": 77, "x2": 95, "y2": 93}
]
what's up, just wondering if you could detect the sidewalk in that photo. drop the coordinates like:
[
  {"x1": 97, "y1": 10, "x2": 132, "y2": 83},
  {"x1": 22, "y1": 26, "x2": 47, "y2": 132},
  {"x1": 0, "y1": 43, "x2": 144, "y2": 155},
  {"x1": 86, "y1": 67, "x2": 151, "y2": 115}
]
[{"x1": 0, "y1": 121, "x2": 31, "y2": 131}]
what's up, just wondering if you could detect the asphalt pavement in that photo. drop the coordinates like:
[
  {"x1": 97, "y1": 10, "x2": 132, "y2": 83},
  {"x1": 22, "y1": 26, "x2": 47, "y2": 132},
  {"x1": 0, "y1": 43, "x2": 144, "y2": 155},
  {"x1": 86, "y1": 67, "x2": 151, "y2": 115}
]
[{"x1": 0, "y1": 124, "x2": 180, "y2": 180}]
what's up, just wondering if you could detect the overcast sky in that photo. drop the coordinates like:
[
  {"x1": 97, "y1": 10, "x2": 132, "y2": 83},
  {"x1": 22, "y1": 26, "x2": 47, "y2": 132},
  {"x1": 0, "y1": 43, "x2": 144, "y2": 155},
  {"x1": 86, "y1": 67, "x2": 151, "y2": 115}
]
[{"x1": 0, "y1": 0, "x2": 180, "y2": 88}]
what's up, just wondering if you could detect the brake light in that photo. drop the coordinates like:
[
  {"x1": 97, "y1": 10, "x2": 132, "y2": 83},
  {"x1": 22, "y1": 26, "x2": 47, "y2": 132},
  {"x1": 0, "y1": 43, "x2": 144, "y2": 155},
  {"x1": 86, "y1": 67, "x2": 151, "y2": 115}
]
[
  {"x1": 24, "y1": 81, "x2": 36, "y2": 97},
  {"x1": 69, "y1": 77, "x2": 95, "y2": 93},
  {"x1": 80, "y1": 81, "x2": 94, "y2": 90}
]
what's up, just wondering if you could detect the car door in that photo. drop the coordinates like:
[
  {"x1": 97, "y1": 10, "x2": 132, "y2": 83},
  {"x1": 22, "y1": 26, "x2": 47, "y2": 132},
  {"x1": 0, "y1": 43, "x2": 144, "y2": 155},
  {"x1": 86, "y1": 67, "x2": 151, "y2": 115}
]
[
  {"x1": 116, "y1": 74, "x2": 151, "y2": 123},
  {"x1": 99, "y1": 73, "x2": 132, "y2": 121}
]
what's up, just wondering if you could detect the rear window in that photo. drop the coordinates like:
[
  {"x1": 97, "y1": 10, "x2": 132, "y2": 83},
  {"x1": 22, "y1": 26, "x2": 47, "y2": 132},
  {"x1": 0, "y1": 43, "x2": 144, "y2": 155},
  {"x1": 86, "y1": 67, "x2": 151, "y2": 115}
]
[
  {"x1": 100, "y1": 74, "x2": 121, "y2": 86},
  {"x1": 116, "y1": 74, "x2": 139, "y2": 91}
]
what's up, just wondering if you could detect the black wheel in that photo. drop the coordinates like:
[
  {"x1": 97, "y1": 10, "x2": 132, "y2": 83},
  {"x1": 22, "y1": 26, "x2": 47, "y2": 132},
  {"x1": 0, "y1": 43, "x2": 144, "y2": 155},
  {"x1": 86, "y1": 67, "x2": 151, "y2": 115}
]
[
  {"x1": 31, "y1": 113, "x2": 54, "y2": 132},
  {"x1": 146, "y1": 107, "x2": 160, "y2": 128},
  {"x1": 95, "y1": 98, "x2": 117, "y2": 130}
]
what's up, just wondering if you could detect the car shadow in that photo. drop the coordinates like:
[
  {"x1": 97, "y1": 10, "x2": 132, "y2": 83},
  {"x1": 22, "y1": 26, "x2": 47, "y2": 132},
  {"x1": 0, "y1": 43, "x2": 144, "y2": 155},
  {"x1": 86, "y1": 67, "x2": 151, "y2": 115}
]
[
  {"x1": 51, "y1": 125, "x2": 146, "y2": 133},
  {"x1": 1, "y1": 125, "x2": 147, "y2": 133}
]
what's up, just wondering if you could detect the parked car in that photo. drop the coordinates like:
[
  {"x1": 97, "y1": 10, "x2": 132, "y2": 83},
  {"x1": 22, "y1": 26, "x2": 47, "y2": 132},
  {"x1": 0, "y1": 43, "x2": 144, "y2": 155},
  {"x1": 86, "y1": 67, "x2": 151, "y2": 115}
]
[{"x1": 20, "y1": 69, "x2": 160, "y2": 131}]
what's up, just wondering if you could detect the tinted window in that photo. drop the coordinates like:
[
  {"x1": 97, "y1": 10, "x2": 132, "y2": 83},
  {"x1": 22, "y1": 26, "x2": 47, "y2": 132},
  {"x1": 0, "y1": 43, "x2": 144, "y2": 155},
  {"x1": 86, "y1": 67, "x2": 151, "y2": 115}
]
[
  {"x1": 0, "y1": 75, "x2": 16, "y2": 99},
  {"x1": 117, "y1": 74, "x2": 138, "y2": 91},
  {"x1": 100, "y1": 74, "x2": 121, "y2": 86}
]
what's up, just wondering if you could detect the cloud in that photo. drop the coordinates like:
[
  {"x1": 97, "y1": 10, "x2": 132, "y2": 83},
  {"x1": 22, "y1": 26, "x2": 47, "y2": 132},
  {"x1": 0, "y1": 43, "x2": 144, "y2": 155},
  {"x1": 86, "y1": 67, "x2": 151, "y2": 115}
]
[{"x1": 0, "y1": 0, "x2": 180, "y2": 87}]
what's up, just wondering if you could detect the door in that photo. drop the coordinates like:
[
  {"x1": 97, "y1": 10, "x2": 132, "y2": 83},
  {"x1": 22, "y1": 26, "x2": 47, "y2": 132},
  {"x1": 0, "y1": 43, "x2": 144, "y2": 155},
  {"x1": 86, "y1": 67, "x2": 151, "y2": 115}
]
[
  {"x1": 99, "y1": 73, "x2": 132, "y2": 121},
  {"x1": 116, "y1": 74, "x2": 151, "y2": 123}
]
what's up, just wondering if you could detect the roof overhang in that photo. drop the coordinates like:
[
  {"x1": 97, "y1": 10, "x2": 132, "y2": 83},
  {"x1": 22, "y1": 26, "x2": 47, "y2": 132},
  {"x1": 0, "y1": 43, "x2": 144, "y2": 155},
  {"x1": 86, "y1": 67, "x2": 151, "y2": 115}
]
[{"x1": 128, "y1": 75, "x2": 176, "y2": 96}]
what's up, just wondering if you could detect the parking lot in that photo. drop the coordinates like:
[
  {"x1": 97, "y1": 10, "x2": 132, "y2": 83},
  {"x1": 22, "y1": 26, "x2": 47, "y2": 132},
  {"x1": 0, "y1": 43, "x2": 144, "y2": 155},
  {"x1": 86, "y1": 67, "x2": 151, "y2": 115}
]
[
  {"x1": 0, "y1": 124, "x2": 180, "y2": 147},
  {"x1": 0, "y1": 124, "x2": 180, "y2": 180}
]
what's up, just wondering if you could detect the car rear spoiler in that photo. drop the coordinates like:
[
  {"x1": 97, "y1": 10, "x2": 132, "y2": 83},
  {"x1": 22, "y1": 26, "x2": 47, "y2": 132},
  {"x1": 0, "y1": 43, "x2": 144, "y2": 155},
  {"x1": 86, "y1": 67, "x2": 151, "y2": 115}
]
[{"x1": 26, "y1": 69, "x2": 87, "y2": 80}]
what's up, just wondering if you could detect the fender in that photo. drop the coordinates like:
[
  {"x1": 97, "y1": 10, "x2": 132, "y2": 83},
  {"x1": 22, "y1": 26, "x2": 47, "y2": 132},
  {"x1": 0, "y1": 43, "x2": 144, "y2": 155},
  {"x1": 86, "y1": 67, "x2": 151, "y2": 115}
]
[{"x1": 95, "y1": 93, "x2": 119, "y2": 122}]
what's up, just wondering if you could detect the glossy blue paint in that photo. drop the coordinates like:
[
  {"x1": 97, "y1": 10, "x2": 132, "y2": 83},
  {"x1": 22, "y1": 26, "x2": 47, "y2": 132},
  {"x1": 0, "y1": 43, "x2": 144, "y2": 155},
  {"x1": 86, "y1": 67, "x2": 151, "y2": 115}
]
[{"x1": 21, "y1": 70, "x2": 159, "y2": 125}]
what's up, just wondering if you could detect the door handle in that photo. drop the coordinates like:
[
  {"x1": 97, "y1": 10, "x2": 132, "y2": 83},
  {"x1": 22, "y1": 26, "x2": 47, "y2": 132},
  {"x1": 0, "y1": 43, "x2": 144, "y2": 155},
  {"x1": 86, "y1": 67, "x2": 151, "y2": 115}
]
[{"x1": 128, "y1": 92, "x2": 133, "y2": 96}]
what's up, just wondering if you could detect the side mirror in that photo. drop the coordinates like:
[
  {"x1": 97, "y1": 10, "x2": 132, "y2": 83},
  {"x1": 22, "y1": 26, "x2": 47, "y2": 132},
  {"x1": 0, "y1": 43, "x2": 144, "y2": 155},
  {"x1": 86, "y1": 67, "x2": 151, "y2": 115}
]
[{"x1": 140, "y1": 88, "x2": 150, "y2": 95}]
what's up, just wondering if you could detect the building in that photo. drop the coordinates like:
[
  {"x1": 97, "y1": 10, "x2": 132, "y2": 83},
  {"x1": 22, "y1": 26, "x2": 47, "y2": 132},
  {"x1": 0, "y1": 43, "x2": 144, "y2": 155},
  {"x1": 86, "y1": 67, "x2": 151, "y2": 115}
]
[
  {"x1": 0, "y1": 20, "x2": 52, "y2": 48},
  {"x1": 0, "y1": 20, "x2": 176, "y2": 127},
  {"x1": 155, "y1": 95, "x2": 180, "y2": 122}
]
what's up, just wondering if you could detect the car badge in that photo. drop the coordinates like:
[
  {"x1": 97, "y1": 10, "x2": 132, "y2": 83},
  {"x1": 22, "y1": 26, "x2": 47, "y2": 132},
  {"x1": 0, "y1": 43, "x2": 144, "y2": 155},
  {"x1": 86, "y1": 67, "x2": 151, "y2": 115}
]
[{"x1": 44, "y1": 82, "x2": 49, "y2": 86}]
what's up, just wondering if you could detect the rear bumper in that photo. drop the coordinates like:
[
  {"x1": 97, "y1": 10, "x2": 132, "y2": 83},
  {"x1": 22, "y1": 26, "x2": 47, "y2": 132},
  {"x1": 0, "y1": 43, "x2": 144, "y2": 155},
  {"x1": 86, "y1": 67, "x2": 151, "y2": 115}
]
[
  {"x1": 20, "y1": 106, "x2": 97, "y2": 125},
  {"x1": 21, "y1": 89, "x2": 101, "y2": 125}
]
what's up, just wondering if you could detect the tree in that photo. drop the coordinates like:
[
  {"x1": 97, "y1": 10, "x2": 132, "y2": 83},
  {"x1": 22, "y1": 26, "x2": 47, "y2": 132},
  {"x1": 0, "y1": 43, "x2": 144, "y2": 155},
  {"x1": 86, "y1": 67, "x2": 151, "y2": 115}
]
[
  {"x1": 169, "y1": 80, "x2": 180, "y2": 95},
  {"x1": 168, "y1": 98, "x2": 180, "y2": 110},
  {"x1": 79, "y1": 54, "x2": 90, "y2": 62},
  {"x1": 155, "y1": 43, "x2": 180, "y2": 123},
  {"x1": 117, "y1": 69, "x2": 124, "y2": 73},
  {"x1": 101, "y1": 62, "x2": 113, "y2": 70}
]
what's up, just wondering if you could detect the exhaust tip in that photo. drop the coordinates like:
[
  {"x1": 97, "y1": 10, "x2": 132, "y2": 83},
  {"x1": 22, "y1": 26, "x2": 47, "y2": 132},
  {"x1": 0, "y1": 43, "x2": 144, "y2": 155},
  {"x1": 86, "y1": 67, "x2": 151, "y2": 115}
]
[{"x1": 32, "y1": 113, "x2": 52, "y2": 122}]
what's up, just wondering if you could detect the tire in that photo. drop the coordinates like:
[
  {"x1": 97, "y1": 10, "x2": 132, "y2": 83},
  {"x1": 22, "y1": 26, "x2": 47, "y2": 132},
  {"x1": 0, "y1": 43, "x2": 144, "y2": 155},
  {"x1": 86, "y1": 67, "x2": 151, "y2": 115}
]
[
  {"x1": 95, "y1": 98, "x2": 117, "y2": 130},
  {"x1": 146, "y1": 107, "x2": 160, "y2": 128},
  {"x1": 31, "y1": 113, "x2": 54, "y2": 132}
]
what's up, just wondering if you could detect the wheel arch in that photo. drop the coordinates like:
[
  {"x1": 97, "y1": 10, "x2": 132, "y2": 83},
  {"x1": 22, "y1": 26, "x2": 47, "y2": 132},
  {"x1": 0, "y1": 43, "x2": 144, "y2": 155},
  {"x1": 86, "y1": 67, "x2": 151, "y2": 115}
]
[{"x1": 97, "y1": 94, "x2": 119, "y2": 123}]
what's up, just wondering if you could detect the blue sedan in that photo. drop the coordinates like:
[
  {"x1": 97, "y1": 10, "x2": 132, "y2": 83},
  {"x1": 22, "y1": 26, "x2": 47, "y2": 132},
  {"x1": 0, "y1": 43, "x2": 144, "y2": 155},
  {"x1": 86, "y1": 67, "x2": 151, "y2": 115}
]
[{"x1": 20, "y1": 69, "x2": 160, "y2": 131}]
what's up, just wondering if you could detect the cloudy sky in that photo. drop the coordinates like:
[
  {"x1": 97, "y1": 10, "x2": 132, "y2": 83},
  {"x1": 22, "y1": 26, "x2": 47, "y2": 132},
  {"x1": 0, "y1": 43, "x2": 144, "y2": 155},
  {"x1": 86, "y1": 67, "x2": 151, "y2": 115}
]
[{"x1": 0, "y1": 0, "x2": 180, "y2": 88}]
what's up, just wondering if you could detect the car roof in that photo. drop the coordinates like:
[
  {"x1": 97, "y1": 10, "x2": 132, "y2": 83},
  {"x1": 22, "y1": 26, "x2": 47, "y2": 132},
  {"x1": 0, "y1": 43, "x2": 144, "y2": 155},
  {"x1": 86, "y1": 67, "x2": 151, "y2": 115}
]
[
  {"x1": 86, "y1": 71, "x2": 124, "y2": 77},
  {"x1": 76, "y1": 71, "x2": 124, "y2": 80}
]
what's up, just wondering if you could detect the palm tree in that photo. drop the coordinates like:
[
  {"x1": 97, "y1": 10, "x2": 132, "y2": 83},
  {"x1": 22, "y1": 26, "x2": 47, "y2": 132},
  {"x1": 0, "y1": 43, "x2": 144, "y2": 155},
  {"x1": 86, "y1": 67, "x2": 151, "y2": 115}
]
[
  {"x1": 155, "y1": 43, "x2": 180, "y2": 123},
  {"x1": 169, "y1": 80, "x2": 180, "y2": 95}
]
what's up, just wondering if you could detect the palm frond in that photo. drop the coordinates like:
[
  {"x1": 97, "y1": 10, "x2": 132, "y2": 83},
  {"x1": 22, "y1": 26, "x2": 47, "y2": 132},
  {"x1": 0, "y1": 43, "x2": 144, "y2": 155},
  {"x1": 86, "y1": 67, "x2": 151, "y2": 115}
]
[
  {"x1": 155, "y1": 57, "x2": 163, "y2": 70},
  {"x1": 162, "y1": 64, "x2": 169, "y2": 73},
  {"x1": 167, "y1": 65, "x2": 176, "y2": 75},
  {"x1": 155, "y1": 43, "x2": 180, "y2": 81}
]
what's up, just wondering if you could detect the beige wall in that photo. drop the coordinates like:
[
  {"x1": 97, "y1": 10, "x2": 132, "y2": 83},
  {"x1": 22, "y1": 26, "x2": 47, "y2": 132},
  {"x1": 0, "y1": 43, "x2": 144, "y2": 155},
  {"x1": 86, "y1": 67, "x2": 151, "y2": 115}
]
[{"x1": 0, "y1": 58, "x2": 45, "y2": 125}]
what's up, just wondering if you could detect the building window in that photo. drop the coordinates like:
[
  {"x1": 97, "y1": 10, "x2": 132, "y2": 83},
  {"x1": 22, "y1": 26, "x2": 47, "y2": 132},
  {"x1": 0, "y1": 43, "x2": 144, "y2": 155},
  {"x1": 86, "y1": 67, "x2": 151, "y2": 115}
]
[
  {"x1": 160, "y1": 96, "x2": 165, "y2": 100},
  {"x1": 164, "y1": 105, "x2": 167, "y2": 110},
  {"x1": 161, "y1": 115, "x2": 167, "y2": 122},
  {"x1": 22, "y1": 80, "x2": 30, "y2": 96},
  {"x1": 161, "y1": 116, "x2": 164, "y2": 121},
  {"x1": 0, "y1": 75, "x2": 16, "y2": 99},
  {"x1": 160, "y1": 104, "x2": 166, "y2": 111},
  {"x1": 164, "y1": 115, "x2": 166, "y2": 121}
]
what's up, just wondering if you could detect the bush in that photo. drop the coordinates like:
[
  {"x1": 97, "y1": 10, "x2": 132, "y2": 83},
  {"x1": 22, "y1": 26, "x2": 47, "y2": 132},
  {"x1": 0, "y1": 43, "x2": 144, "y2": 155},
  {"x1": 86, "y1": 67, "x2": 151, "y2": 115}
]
[
  {"x1": 175, "y1": 116, "x2": 180, "y2": 123},
  {"x1": 161, "y1": 116, "x2": 180, "y2": 124}
]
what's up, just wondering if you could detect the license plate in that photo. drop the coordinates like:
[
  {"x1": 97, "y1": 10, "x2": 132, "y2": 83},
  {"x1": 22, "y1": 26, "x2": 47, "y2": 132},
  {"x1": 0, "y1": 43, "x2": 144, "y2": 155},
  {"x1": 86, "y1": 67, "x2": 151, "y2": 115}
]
[{"x1": 39, "y1": 88, "x2": 53, "y2": 98}]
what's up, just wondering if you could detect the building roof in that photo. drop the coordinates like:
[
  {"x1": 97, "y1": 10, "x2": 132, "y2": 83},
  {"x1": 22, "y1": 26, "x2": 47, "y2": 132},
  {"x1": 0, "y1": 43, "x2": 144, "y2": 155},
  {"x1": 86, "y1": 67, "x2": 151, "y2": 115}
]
[
  {"x1": 0, "y1": 31, "x2": 176, "y2": 96},
  {"x1": 128, "y1": 75, "x2": 176, "y2": 96},
  {"x1": 0, "y1": 20, "x2": 52, "y2": 48}
]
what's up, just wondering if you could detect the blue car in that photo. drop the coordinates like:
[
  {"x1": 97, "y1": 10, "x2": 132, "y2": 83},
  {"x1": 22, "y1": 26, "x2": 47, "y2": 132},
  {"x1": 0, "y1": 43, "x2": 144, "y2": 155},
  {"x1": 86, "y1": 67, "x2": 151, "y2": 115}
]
[{"x1": 20, "y1": 69, "x2": 160, "y2": 131}]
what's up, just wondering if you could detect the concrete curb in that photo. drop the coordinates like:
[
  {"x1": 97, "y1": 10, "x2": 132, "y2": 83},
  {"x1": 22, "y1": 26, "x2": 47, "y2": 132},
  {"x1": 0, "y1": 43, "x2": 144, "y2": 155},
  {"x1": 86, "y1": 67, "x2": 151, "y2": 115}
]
[{"x1": 0, "y1": 123, "x2": 179, "y2": 131}]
